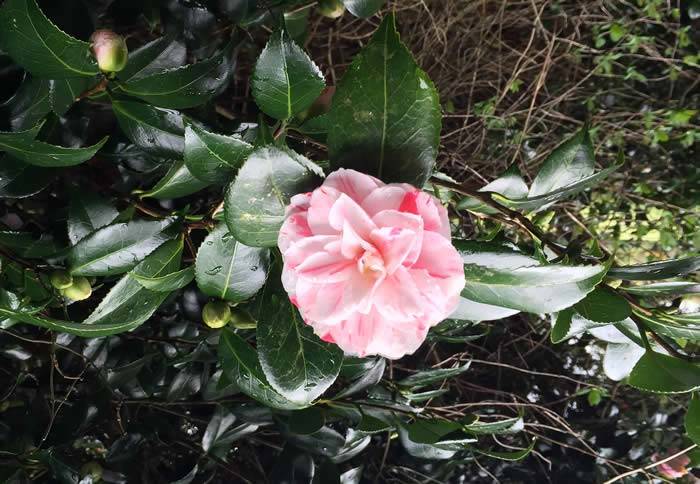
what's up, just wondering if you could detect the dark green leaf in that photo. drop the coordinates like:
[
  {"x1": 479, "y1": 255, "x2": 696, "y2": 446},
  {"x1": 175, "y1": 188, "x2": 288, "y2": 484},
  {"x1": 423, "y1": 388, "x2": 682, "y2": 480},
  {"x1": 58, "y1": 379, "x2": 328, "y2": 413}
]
[
  {"x1": 256, "y1": 268, "x2": 343, "y2": 405},
  {"x1": 67, "y1": 192, "x2": 119, "y2": 245},
  {"x1": 686, "y1": 396, "x2": 700, "y2": 445},
  {"x1": 457, "y1": 164, "x2": 528, "y2": 214},
  {"x1": 49, "y1": 77, "x2": 95, "y2": 115},
  {"x1": 131, "y1": 266, "x2": 194, "y2": 292},
  {"x1": 463, "y1": 416, "x2": 524, "y2": 435},
  {"x1": 327, "y1": 13, "x2": 441, "y2": 186},
  {"x1": 342, "y1": 0, "x2": 385, "y2": 18},
  {"x1": 404, "y1": 418, "x2": 462, "y2": 444},
  {"x1": 167, "y1": 366, "x2": 202, "y2": 401},
  {"x1": 0, "y1": 0, "x2": 99, "y2": 78},
  {"x1": 119, "y1": 49, "x2": 232, "y2": 109},
  {"x1": 218, "y1": 328, "x2": 306, "y2": 410},
  {"x1": 551, "y1": 309, "x2": 573, "y2": 344},
  {"x1": 118, "y1": 36, "x2": 186, "y2": 82},
  {"x1": 194, "y1": 223, "x2": 269, "y2": 302},
  {"x1": 224, "y1": 146, "x2": 321, "y2": 247},
  {"x1": 111, "y1": 99, "x2": 185, "y2": 158},
  {"x1": 622, "y1": 281, "x2": 700, "y2": 296},
  {"x1": 138, "y1": 159, "x2": 209, "y2": 199},
  {"x1": 397, "y1": 363, "x2": 471, "y2": 389},
  {"x1": 202, "y1": 406, "x2": 258, "y2": 453},
  {"x1": 456, "y1": 240, "x2": 607, "y2": 313},
  {"x1": 0, "y1": 156, "x2": 55, "y2": 198},
  {"x1": 635, "y1": 311, "x2": 700, "y2": 341},
  {"x1": 573, "y1": 286, "x2": 631, "y2": 323},
  {"x1": 68, "y1": 218, "x2": 178, "y2": 276},
  {"x1": 1, "y1": 75, "x2": 51, "y2": 130},
  {"x1": 357, "y1": 414, "x2": 392, "y2": 433},
  {"x1": 628, "y1": 351, "x2": 700, "y2": 394},
  {"x1": 334, "y1": 357, "x2": 385, "y2": 398},
  {"x1": 473, "y1": 440, "x2": 535, "y2": 461},
  {"x1": 285, "y1": 407, "x2": 326, "y2": 435},
  {"x1": 397, "y1": 424, "x2": 458, "y2": 460},
  {"x1": 0, "y1": 128, "x2": 107, "y2": 167},
  {"x1": 252, "y1": 30, "x2": 325, "y2": 120},
  {"x1": 0, "y1": 231, "x2": 61, "y2": 258},
  {"x1": 529, "y1": 127, "x2": 595, "y2": 197},
  {"x1": 184, "y1": 125, "x2": 253, "y2": 184},
  {"x1": 608, "y1": 257, "x2": 700, "y2": 281}
]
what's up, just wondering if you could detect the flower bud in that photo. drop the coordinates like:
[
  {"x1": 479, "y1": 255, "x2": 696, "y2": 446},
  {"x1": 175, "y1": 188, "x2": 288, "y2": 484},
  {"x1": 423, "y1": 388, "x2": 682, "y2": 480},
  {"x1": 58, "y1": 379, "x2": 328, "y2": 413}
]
[
  {"x1": 50, "y1": 270, "x2": 73, "y2": 290},
  {"x1": 61, "y1": 276, "x2": 92, "y2": 301},
  {"x1": 230, "y1": 308, "x2": 257, "y2": 330},
  {"x1": 318, "y1": 0, "x2": 345, "y2": 18},
  {"x1": 81, "y1": 462, "x2": 103, "y2": 483},
  {"x1": 202, "y1": 301, "x2": 231, "y2": 329},
  {"x1": 90, "y1": 30, "x2": 128, "y2": 73}
]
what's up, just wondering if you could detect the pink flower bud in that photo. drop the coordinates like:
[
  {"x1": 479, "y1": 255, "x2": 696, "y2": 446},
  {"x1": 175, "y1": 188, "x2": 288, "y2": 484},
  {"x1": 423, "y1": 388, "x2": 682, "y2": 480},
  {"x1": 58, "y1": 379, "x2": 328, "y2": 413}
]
[
  {"x1": 90, "y1": 30, "x2": 128, "y2": 73},
  {"x1": 278, "y1": 169, "x2": 465, "y2": 359}
]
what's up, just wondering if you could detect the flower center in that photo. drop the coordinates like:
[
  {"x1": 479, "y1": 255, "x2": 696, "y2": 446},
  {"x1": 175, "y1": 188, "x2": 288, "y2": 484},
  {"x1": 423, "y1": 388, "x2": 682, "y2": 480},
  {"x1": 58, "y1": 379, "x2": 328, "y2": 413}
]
[{"x1": 357, "y1": 251, "x2": 385, "y2": 277}]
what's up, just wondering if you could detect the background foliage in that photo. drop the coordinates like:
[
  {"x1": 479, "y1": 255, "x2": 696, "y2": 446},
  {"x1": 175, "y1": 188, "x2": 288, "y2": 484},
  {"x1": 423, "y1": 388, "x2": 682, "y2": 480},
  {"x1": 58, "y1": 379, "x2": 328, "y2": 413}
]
[{"x1": 0, "y1": 0, "x2": 699, "y2": 483}]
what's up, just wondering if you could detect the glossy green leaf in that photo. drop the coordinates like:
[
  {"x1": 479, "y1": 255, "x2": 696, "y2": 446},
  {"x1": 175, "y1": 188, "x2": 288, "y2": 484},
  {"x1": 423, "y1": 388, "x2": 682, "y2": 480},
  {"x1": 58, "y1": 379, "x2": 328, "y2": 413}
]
[
  {"x1": 342, "y1": 0, "x2": 385, "y2": 17},
  {"x1": 622, "y1": 281, "x2": 700, "y2": 296},
  {"x1": 111, "y1": 99, "x2": 185, "y2": 158},
  {"x1": 194, "y1": 224, "x2": 269, "y2": 302},
  {"x1": 397, "y1": 424, "x2": 458, "y2": 460},
  {"x1": 139, "y1": 159, "x2": 209, "y2": 199},
  {"x1": 457, "y1": 164, "x2": 528, "y2": 214},
  {"x1": 256, "y1": 268, "x2": 343, "y2": 405},
  {"x1": 118, "y1": 36, "x2": 186, "y2": 82},
  {"x1": 67, "y1": 192, "x2": 119, "y2": 245},
  {"x1": 551, "y1": 309, "x2": 573, "y2": 343},
  {"x1": 49, "y1": 77, "x2": 95, "y2": 115},
  {"x1": 83, "y1": 238, "x2": 183, "y2": 326},
  {"x1": 473, "y1": 440, "x2": 535, "y2": 461},
  {"x1": 573, "y1": 286, "x2": 631, "y2": 323},
  {"x1": 285, "y1": 408, "x2": 326, "y2": 435},
  {"x1": 463, "y1": 416, "x2": 524, "y2": 435},
  {"x1": 0, "y1": 156, "x2": 55, "y2": 198},
  {"x1": 224, "y1": 146, "x2": 322, "y2": 247},
  {"x1": 327, "y1": 13, "x2": 441, "y2": 186},
  {"x1": 131, "y1": 266, "x2": 194, "y2": 292},
  {"x1": 635, "y1": 311, "x2": 700, "y2": 341},
  {"x1": 0, "y1": 0, "x2": 99, "y2": 78},
  {"x1": 218, "y1": 328, "x2": 305, "y2": 410},
  {"x1": 252, "y1": 30, "x2": 325, "y2": 120},
  {"x1": 608, "y1": 256, "x2": 700, "y2": 281},
  {"x1": 449, "y1": 296, "x2": 520, "y2": 322},
  {"x1": 628, "y1": 351, "x2": 700, "y2": 394},
  {"x1": 0, "y1": 128, "x2": 107, "y2": 167},
  {"x1": 334, "y1": 357, "x2": 385, "y2": 399},
  {"x1": 184, "y1": 125, "x2": 253, "y2": 184},
  {"x1": 68, "y1": 218, "x2": 178, "y2": 276},
  {"x1": 529, "y1": 127, "x2": 595, "y2": 197},
  {"x1": 404, "y1": 418, "x2": 462, "y2": 444},
  {"x1": 0, "y1": 231, "x2": 62, "y2": 258},
  {"x1": 456, "y1": 240, "x2": 607, "y2": 313},
  {"x1": 686, "y1": 396, "x2": 700, "y2": 445},
  {"x1": 1, "y1": 75, "x2": 51, "y2": 130},
  {"x1": 397, "y1": 363, "x2": 471, "y2": 389},
  {"x1": 119, "y1": 49, "x2": 232, "y2": 109}
]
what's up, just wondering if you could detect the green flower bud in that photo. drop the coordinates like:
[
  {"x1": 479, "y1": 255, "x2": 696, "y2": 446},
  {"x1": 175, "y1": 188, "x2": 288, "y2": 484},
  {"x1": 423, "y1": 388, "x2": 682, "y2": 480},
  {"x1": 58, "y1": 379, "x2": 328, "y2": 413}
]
[
  {"x1": 202, "y1": 301, "x2": 231, "y2": 329},
  {"x1": 81, "y1": 462, "x2": 103, "y2": 483},
  {"x1": 230, "y1": 308, "x2": 257, "y2": 330},
  {"x1": 50, "y1": 270, "x2": 73, "y2": 290},
  {"x1": 318, "y1": 0, "x2": 345, "y2": 18},
  {"x1": 587, "y1": 388, "x2": 602, "y2": 406},
  {"x1": 61, "y1": 276, "x2": 92, "y2": 301},
  {"x1": 90, "y1": 30, "x2": 128, "y2": 73}
]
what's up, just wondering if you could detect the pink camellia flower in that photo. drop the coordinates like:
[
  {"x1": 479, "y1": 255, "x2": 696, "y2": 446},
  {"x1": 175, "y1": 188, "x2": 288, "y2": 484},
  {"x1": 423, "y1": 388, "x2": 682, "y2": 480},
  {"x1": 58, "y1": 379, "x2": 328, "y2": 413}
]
[
  {"x1": 653, "y1": 451, "x2": 691, "y2": 479},
  {"x1": 278, "y1": 168, "x2": 465, "y2": 359}
]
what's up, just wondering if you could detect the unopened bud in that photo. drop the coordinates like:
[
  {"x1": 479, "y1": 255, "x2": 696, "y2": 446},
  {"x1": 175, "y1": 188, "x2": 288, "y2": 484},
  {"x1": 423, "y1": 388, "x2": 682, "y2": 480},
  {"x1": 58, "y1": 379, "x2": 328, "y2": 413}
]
[
  {"x1": 81, "y1": 462, "x2": 103, "y2": 482},
  {"x1": 230, "y1": 308, "x2": 257, "y2": 330},
  {"x1": 90, "y1": 30, "x2": 128, "y2": 73},
  {"x1": 318, "y1": 0, "x2": 345, "y2": 18},
  {"x1": 61, "y1": 276, "x2": 92, "y2": 301},
  {"x1": 202, "y1": 301, "x2": 231, "y2": 329},
  {"x1": 50, "y1": 270, "x2": 73, "y2": 290}
]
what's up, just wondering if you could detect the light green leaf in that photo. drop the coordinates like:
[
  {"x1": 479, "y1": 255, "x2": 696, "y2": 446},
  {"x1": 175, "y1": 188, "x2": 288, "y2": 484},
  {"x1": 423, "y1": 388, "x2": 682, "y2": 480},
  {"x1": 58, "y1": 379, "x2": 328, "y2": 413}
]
[
  {"x1": 252, "y1": 30, "x2": 325, "y2": 120},
  {"x1": 256, "y1": 267, "x2": 343, "y2": 405},
  {"x1": 463, "y1": 416, "x2": 524, "y2": 435},
  {"x1": 529, "y1": 127, "x2": 595, "y2": 197},
  {"x1": 0, "y1": 128, "x2": 107, "y2": 167},
  {"x1": 194, "y1": 224, "x2": 269, "y2": 302},
  {"x1": 0, "y1": 0, "x2": 99, "y2": 78},
  {"x1": 635, "y1": 311, "x2": 700, "y2": 341},
  {"x1": 218, "y1": 328, "x2": 306, "y2": 410},
  {"x1": 68, "y1": 218, "x2": 178, "y2": 276},
  {"x1": 449, "y1": 296, "x2": 520, "y2": 322},
  {"x1": 111, "y1": 99, "x2": 185, "y2": 158},
  {"x1": 457, "y1": 164, "x2": 528, "y2": 214},
  {"x1": 184, "y1": 125, "x2": 253, "y2": 184},
  {"x1": 119, "y1": 49, "x2": 232, "y2": 109},
  {"x1": 131, "y1": 266, "x2": 194, "y2": 292},
  {"x1": 67, "y1": 192, "x2": 119, "y2": 245},
  {"x1": 224, "y1": 146, "x2": 321, "y2": 247},
  {"x1": 139, "y1": 159, "x2": 210, "y2": 200},
  {"x1": 628, "y1": 351, "x2": 700, "y2": 394},
  {"x1": 342, "y1": 0, "x2": 385, "y2": 18},
  {"x1": 327, "y1": 13, "x2": 441, "y2": 186},
  {"x1": 397, "y1": 363, "x2": 471, "y2": 389}
]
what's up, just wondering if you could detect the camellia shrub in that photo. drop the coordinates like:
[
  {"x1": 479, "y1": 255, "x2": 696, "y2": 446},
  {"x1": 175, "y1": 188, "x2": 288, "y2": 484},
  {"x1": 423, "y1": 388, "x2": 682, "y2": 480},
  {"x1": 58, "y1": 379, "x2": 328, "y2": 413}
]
[{"x1": 0, "y1": 0, "x2": 698, "y2": 482}]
